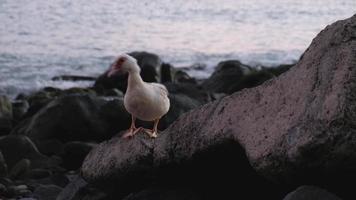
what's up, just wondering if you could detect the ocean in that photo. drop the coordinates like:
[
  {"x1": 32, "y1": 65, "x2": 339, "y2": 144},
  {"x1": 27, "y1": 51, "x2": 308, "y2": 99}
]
[{"x1": 0, "y1": 0, "x2": 355, "y2": 98}]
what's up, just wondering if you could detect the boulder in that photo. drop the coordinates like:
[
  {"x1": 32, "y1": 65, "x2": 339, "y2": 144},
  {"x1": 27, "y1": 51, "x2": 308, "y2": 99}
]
[
  {"x1": 60, "y1": 141, "x2": 97, "y2": 170},
  {"x1": 201, "y1": 60, "x2": 251, "y2": 93},
  {"x1": 83, "y1": 14, "x2": 356, "y2": 199},
  {"x1": 51, "y1": 75, "x2": 96, "y2": 81},
  {"x1": 32, "y1": 184, "x2": 62, "y2": 200},
  {"x1": 0, "y1": 135, "x2": 49, "y2": 170},
  {"x1": 0, "y1": 95, "x2": 13, "y2": 135},
  {"x1": 12, "y1": 100, "x2": 29, "y2": 123},
  {"x1": 94, "y1": 51, "x2": 162, "y2": 92},
  {"x1": 12, "y1": 94, "x2": 130, "y2": 144},
  {"x1": 283, "y1": 185, "x2": 342, "y2": 200}
]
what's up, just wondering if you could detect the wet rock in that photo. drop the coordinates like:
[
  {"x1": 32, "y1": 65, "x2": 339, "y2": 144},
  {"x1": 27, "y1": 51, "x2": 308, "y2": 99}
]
[
  {"x1": 94, "y1": 51, "x2": 162, "y2": 92},
  {"x1": 0, "y1": 95, "x2": 13, "y2": 135},
  {"x1": 0, "y1": 135, "x2": 49, "y2": 170},
  {"x1": 60, "y1": 141, "x2": 96, "y2": 170},
  {"x1": 201, "y1": 60, "x2": 252, "y2": 93},
  {"x1": 283, "y1": 185, "x2": 342, "y2": 200},
  {"x1": 32, "y1": 184, "x2": 62, "y2": 200},
  {"x1": 12, "y1": 95, "x2": 130, "y2": 143}
]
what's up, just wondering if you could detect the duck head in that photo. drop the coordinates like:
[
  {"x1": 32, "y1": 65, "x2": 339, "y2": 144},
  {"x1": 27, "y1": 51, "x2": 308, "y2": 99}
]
[{"x1": 107, "y1": 54, "x2": 140, "y2": 77}]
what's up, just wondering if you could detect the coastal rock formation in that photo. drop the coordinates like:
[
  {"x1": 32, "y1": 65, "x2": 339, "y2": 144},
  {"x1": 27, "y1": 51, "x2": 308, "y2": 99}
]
[{"x1": 82, "y1": 14, "x2": 356, "y2": 199}]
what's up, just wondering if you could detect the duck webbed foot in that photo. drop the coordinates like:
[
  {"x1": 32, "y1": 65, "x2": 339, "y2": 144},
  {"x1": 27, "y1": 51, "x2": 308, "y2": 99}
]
[
  {"x1": 122, "y1": 127, "x2": 142, "y2": 138},
  {"x1": 142, "y1": 128, "x2": 158, "y2": 138}
]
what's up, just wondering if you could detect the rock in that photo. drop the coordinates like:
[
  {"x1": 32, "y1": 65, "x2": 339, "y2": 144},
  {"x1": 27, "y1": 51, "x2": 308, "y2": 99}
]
[
  {"x1": 9, "y1": 159, "x2": 31, "y2": 180},
  {"x1": 0, "y1": 150, "x2": 7, "y2": 176},
  {"x1": 56, "y1": 176, "x2": 87, "y2": 200},
  {"x1": 60, "y1": 141, "x2": 96, "y2": 170},
  {"x1": 32, "y1": 184, "x2": 62, "y2": 200},
  {"x1": 83, "y1": 15, "x2": 356, "y2": 199},
  {"x1": 283, "y1": 185, "x2": 342, "y2": 200},
  {"x1": 35, "y1": 139, "x2": 64, "y2": 156},
  {"x1": 94, "y1": 51, "x2": 162, "y2": 92},
  {"x1": 28, "y1": 169, "x2": 51, "y2": 179},
  {"x1": 12, "y1": 94, "x2": 130, "y2": 143},
  {"x1": 165, "y1": 82, "x2": 210, "y2": 104},
  {"x1": 12, "y1": 100, "x2": 29, "y2": 122},
  {"x1": 0, "y1": 135, "x2": 49, "y2": 170},
  {"x1": 158, "y1": 93, "x2": 202, "y2": 130},
  {"x1": 160, "y1": 63, "x2": 173, "y2": 83},
  {"x1": 0, "y1": 95, "x2": 13, "y2": 135},
  {"x1": 122, "y1": 187, "x2": 201, "y2": 200},
  {"x1": 201, "y1": 60, "x2": 251, "y2": 93},
  {"x1": 23, "y1": 90, "x2": 58, "y2": 118},
  {"x1": 51, "y1": 75, "x2": 96, "y2": 81}
]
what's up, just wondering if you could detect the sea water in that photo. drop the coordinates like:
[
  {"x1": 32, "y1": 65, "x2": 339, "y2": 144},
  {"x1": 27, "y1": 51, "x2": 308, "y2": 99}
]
[{"x1": 0, "y1": 0, "x2": 355, "y2": 98}]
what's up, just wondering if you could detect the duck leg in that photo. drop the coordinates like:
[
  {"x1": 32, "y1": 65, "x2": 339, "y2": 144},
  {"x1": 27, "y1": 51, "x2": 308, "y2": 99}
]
[
  {"x1": 122, "y1": 115, "x2": 142, "y2": 138},
  {"x1": 143, "y1": 118, "x2": 160, "y2": 138}
]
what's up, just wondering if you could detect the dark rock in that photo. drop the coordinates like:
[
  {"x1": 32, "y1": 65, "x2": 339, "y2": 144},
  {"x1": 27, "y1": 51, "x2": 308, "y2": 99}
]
[
  {"x1": 28, "y1": 168, "x2": 51, "y2": 179},
  {"x1": 158, "y1": 93, "x2": 202, "y2": 130},
  {"x1": 0, "y1": 150, "x2": 7, "y2": 176},
  {"x1": 265, "y1": 63, "x2": 294, "y2": 77},
  {"x1": 32, "y1": 184, "x2": 62, "y2": 200},
  {"x1": 51, "y1": 75, "x2": 96, "y2": 81},
  {"x1": 227, "y1": 69, "x2": 274, "y2": 94},
  {"x1": 12, "y1": 94, "x2": 130, "y2": 143},
  {"x1": 83, "y1": 15, "x2": 356, "y2": 199},
  {"x1": 56, "y1": 176, "x2": 87, "y2": 200},
  {"x1": 160, "y1": 63, "x2": 173, "y2": 83},
  {"x1": 94, "y1": 51, "x2": 162, "y2": 92},
  {"x1": 122, "y1": 186, "x2": 201, "y2": 200},
  {"x1": 165, "y1": 82, "x2": 210, "y2": 104},
  {"x1": 60, "y1": 141, "x2": 96, "y2": 170},
  {"x1": 201, "y1": 60, "x2": 251, "y2": 93},
  {"x1": 0, "y1": 95, "x2": 13, "y2": 135},
  {"x1": 24, "y1": 90, "x2": 58, "y2": 118},
  {"x1": 9, "y1": 159, "x2": 31, "y2": 180},
  {"x1": 36, "y1": 139, "x2": 64, "y2": 156},
  {"x1": 283, "y1": 185, "x2": 342, "y2": 200},
  {"x1": 12, "y1": 100, "x2": 29, "y2": 122},
  {"x1": 173, "y1": 70, "x2": 197, "y2": 84},
  {"x1": 0, "y1": 135, "x2": 49, "y2": 170}
]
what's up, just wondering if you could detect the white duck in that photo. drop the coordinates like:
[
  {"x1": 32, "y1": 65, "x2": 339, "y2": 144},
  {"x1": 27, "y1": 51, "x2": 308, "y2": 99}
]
[{"x1": 107, "y1": 54, "x2": 170, "y2": 138}]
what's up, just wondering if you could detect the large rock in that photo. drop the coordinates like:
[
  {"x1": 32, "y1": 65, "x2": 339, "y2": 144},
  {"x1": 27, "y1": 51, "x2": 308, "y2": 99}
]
[
  {"x1": 283, "y1": 185, "x2": 342, "y2": 200},
  {"x1": 82, "y1": 15, "x2": 356, "y2": 199},
  {"x1": 201, "y1": 60, "x2": 251, "y2": 93},
  {"x1": 12, "y1": 94, "x2": 130, "y2": 144},
  {"x1": 94, "y1": 51, "x2": 162, "y2": 92}
]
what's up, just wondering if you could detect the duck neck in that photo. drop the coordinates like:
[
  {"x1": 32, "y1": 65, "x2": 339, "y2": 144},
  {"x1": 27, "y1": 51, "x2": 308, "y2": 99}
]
[{"x1": 127, "y1": 71, "x2": 144, "y2": 90}]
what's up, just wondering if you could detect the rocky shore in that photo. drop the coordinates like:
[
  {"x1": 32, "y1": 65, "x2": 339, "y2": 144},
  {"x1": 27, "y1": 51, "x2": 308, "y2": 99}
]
[{"x1": 0, "y1": 14, "x2": 355, "y2": 200}]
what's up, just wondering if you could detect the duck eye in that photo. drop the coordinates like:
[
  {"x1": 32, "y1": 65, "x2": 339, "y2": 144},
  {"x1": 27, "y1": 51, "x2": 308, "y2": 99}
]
[{"x1": 118, "y1": 57, "x2": 126, "y2": 64}]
